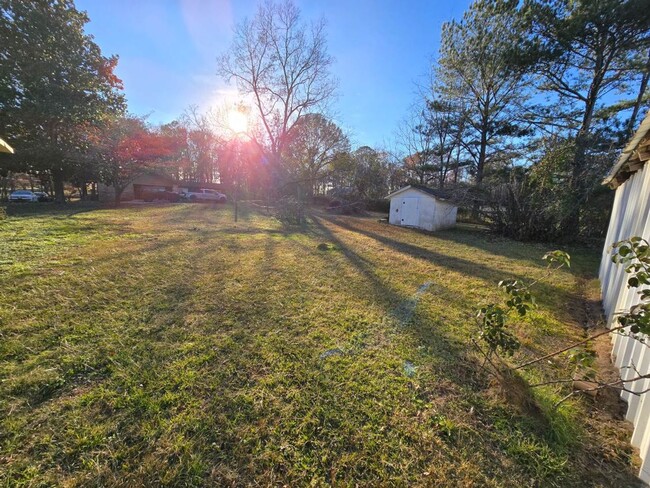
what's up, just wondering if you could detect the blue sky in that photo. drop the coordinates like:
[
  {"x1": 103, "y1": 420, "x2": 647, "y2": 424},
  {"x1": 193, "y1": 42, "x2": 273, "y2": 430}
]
[{"x1": 76, "y1": 0, "x2": 471, "y2": 148}]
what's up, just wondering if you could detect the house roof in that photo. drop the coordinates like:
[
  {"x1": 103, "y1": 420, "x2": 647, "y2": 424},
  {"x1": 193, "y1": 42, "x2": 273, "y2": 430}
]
[
  {"x1": 386, "y1": 184, "x2": 455, "y2": 202},
  {"x1": 603, "y1": 110, "x2": 650, "y2": 189},
  {"x1": 131, "y1": 171, "x2": 177, "y2": 184},
  {"x1": 129, "y1": 171, "x2": 223, "y2": 189}
]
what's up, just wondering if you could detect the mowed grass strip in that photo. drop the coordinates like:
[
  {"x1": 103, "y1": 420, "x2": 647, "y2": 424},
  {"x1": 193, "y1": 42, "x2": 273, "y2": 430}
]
[{"x1": 0, "y1": 204, "x2": 641, "y2": 487}]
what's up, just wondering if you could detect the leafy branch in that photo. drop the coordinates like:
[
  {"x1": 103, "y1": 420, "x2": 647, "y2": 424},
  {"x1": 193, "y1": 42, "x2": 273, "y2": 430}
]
[
  {"x1": 610, "y1": 237, "x2": 650, "y2": 336},
  {"x1": 476, "y1": 250, "x2": 570, "y2": 359},
  {"x1": 474, "y1": 237, "x2": 650, "y2": 407}
]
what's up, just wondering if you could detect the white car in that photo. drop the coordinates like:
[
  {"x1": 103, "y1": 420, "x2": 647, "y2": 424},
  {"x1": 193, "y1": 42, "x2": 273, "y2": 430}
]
[
  {"x1": 184, "y1": 189, "x2": 227, "y2": 203},
  {"x1": 9, "y1": 190, "x2": 39, "y2": 202}
]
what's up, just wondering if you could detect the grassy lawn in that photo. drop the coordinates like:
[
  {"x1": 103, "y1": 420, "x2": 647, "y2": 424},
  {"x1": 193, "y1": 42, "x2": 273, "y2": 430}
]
[{"x1": 0, "y1": 203, "x2": 641, "y2": 487}]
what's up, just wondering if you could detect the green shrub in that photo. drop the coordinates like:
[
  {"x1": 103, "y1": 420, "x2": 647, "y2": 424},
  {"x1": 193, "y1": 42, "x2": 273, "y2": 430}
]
[
  {"x1": 365, "y1": 199, "x2": 390, "y2": 213},
  {"x1": 275, "y1": 197, "x2": 306, "y2": 225}
]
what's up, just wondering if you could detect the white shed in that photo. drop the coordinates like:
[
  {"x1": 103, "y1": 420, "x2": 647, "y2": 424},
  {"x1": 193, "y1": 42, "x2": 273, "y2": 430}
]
[
  {"x1": 600, "y1": 110, "x2": 650, "y2": 483},
  {"x1": 387, "y1": 185, "x2": 458, "y2": 232}
]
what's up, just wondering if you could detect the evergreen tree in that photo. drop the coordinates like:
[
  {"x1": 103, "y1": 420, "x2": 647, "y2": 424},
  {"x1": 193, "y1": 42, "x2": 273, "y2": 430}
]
[{"x1": 0, "y1": 0, "x2": 125, "y2": 201}]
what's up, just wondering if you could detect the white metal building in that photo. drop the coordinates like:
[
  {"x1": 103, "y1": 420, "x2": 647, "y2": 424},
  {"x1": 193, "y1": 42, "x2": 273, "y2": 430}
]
[
  {"x1": 387, "y1": 185, "x2": 458, "y2": 232},
  {"x1": 600, "y1": 110, "x2": 650, "y2": 484}
]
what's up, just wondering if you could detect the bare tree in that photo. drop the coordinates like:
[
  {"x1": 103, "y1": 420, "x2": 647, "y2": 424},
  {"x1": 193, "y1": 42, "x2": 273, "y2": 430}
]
[
  {"x1": 282, "y1": 113, "x2": 349, "y2": 196},
  {"x1": 217, "y1": 0, "x2": 337, "y2": 184},
  {"x1": 399, "y1": 97, "x2": 469, "y2": 188},
  {"x1": 177, "y1": 106, "x2": 223, "y2": 183},
  {"x1": 397, "y1": 106, "x2": 436, "y2": 186}
]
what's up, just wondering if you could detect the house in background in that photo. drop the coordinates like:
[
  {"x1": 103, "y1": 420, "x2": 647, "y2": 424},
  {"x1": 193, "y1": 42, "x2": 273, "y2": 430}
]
[
  {"x1": 599, "y1": 110, "x2": 650, "y2": 483},
  {"x1": 98, "y1": 172, "x2": 224, "y2": 202},
  {"x1": 387, "y1": 185, "x2": 458, "y2": 232},
  {"x1": 98, "y1": 172, "x2": 177, "y2": 202}
]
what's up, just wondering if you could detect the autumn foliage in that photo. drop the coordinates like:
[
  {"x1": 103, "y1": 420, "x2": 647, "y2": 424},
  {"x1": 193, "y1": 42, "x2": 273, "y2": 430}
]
[{"x1": 91, "y1": 116, "x2": 184, "y2": 202}]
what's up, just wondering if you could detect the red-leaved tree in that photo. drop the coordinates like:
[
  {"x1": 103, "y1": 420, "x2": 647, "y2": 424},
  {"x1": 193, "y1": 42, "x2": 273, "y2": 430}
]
[{"x1": 94, "y1": 116, "x2": 182, "y2": 204}]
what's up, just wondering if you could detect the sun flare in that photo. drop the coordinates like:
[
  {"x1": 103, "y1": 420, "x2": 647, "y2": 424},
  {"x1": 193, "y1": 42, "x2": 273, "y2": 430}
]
[{"x1": 227, "y1": 109, "x2": 248, "y2": 134}]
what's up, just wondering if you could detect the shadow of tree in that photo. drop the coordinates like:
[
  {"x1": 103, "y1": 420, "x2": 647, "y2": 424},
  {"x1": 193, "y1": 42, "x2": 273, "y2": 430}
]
[
  {"x1": 4, "y1": 201, "x2": 103, "y2": 218},
  {"x1": 317, "y1": 215, "x2": 570, "y2": 312},
  {"x1": 308, "y1": 216, "x2": 499, "y2": 391},
  {"x1": 305, "y1": 214, "x2": 642, "y2": 486},
  {"x1": 1, "y1": 206, "x2": 639, "y2": 487}
]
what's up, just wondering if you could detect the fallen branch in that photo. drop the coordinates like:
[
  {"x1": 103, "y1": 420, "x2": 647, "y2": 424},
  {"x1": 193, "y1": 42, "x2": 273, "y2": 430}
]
[
  {"x1": 529, "y1": 378, "x2": 575, "y2": 387},
  {"x1": 553, "y1": 372, "x2": 650, "y2": 409}
]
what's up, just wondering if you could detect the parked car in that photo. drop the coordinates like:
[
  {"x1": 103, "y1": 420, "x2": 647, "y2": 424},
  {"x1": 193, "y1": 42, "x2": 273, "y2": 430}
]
[
  {"x1": 183, "y1": 189, "x2": 227, "y2": 203},
  {"x1": 142, "y1": 189, "x2": 180, "y2": 202},
  {"x1": 9, "y1": 190, "x2": 39, "y2": 202},
  {"x1": 34, "y1": 191, "x2": 53, "y2": 202}
]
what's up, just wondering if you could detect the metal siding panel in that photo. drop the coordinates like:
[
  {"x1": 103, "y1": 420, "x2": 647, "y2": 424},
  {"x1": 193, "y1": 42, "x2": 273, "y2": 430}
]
[
  {"x1": 632, "y1": 364, "x2": 650, "y2": 447},
  {"x1": 621, "y1": 340, "x2": 643, "y2": 402},
  {"x1": 627, "y1": 346, "x2": 650, "y2": 425},
  {"x1": 600, "y1": 163, "x2": 650, "y2": 482}
]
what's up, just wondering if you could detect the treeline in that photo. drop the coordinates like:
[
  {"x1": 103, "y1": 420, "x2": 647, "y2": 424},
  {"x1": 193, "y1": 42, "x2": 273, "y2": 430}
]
[
  {"x1": 0, "y1": 0, "x2": 402, "y2": 206},
  {"x1": 400, "y1": 0, "x2": 650, "y2": 240},
  {"x1": 1, "y1": 0, "x2": 649, "y2": 242}
]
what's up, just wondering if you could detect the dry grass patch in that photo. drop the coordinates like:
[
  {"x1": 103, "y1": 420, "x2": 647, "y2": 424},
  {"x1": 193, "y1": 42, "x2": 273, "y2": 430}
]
[{"x1": 0, "y1": 203, "x2": 642, "y2": 487}]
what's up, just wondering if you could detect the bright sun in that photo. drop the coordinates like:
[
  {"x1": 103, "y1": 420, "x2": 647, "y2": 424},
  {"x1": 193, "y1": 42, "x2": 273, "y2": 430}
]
[{"x1": 227, "y1": 110, "x2": 248, "y2": 134}]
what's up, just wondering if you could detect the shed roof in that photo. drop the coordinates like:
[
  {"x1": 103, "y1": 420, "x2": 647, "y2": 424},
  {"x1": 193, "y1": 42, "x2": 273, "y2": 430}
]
[
  {"x1": 603, "y1": 110, "x2": 650, "y2": 189},
  {"x1": 386, "y1": 184, "x2": 455, "y2": 202}
]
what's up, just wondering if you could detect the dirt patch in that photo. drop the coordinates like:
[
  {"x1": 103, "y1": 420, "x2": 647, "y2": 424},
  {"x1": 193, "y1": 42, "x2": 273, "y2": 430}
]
[
  {"x1": 495, "y1": 366, "x2": 546, "y2": 419},
  {"x1": 579, "y1": 275, "x2": 628, "y2": 419},
  {"x1": 571, "y1": 275, "x2": 641, "y2": 474}
]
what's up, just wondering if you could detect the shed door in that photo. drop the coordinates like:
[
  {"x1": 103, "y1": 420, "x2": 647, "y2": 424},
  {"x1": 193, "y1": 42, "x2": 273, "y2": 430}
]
[{"x1": 400, "y1": 198, "x2": 419, "y2": 226}]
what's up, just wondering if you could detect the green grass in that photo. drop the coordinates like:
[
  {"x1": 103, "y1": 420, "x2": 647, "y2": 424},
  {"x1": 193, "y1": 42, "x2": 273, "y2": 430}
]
[{"x1": 0, "y1": 203, "x2": 641, "y2": 487}]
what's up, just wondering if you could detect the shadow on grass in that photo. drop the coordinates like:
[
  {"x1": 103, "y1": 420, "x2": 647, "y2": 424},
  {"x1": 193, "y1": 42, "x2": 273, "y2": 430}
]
[
  {"x1": 317, "y1": 215, "x2": 571, "y2": 314},
  {"x1": 4, "y1": 201, "x2": 104, "y2": 218},
  {"x1": 2, "y1": 208, "x2": 639, "y2": 486},
  {"x1": 307, "y1": 214, "x2": 642, "y2": 486},
  {"x1": 309, "y1": 215, "x2": 488, "y2": 388},
  {"x1": 421, "y1": 222, "x2": 601, "y2": 277}
]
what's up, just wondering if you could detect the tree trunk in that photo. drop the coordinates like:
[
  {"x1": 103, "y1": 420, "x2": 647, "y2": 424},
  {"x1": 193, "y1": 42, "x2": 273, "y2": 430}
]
[
  {"x1": 0, "y1": 172, "x2": 9, "y2": 200},
  {"x1": 114, "y1": 186, "x2": 123, "y2": 206},
  {"x1": 562, "y1": 72, "x2": 602, "y2": 237},
  {"x1": 52, "y1": 168, "x2": 65, "y2": 203},
  {"x1": 476, "y1": 113, "x2": 489, "y2": 184},
  {"x1": 473, "y1": 111, "x2": 489, "y2": 220},
  {"x1": 627, "y1": 48, "x2": 650, "y2": 136}
]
